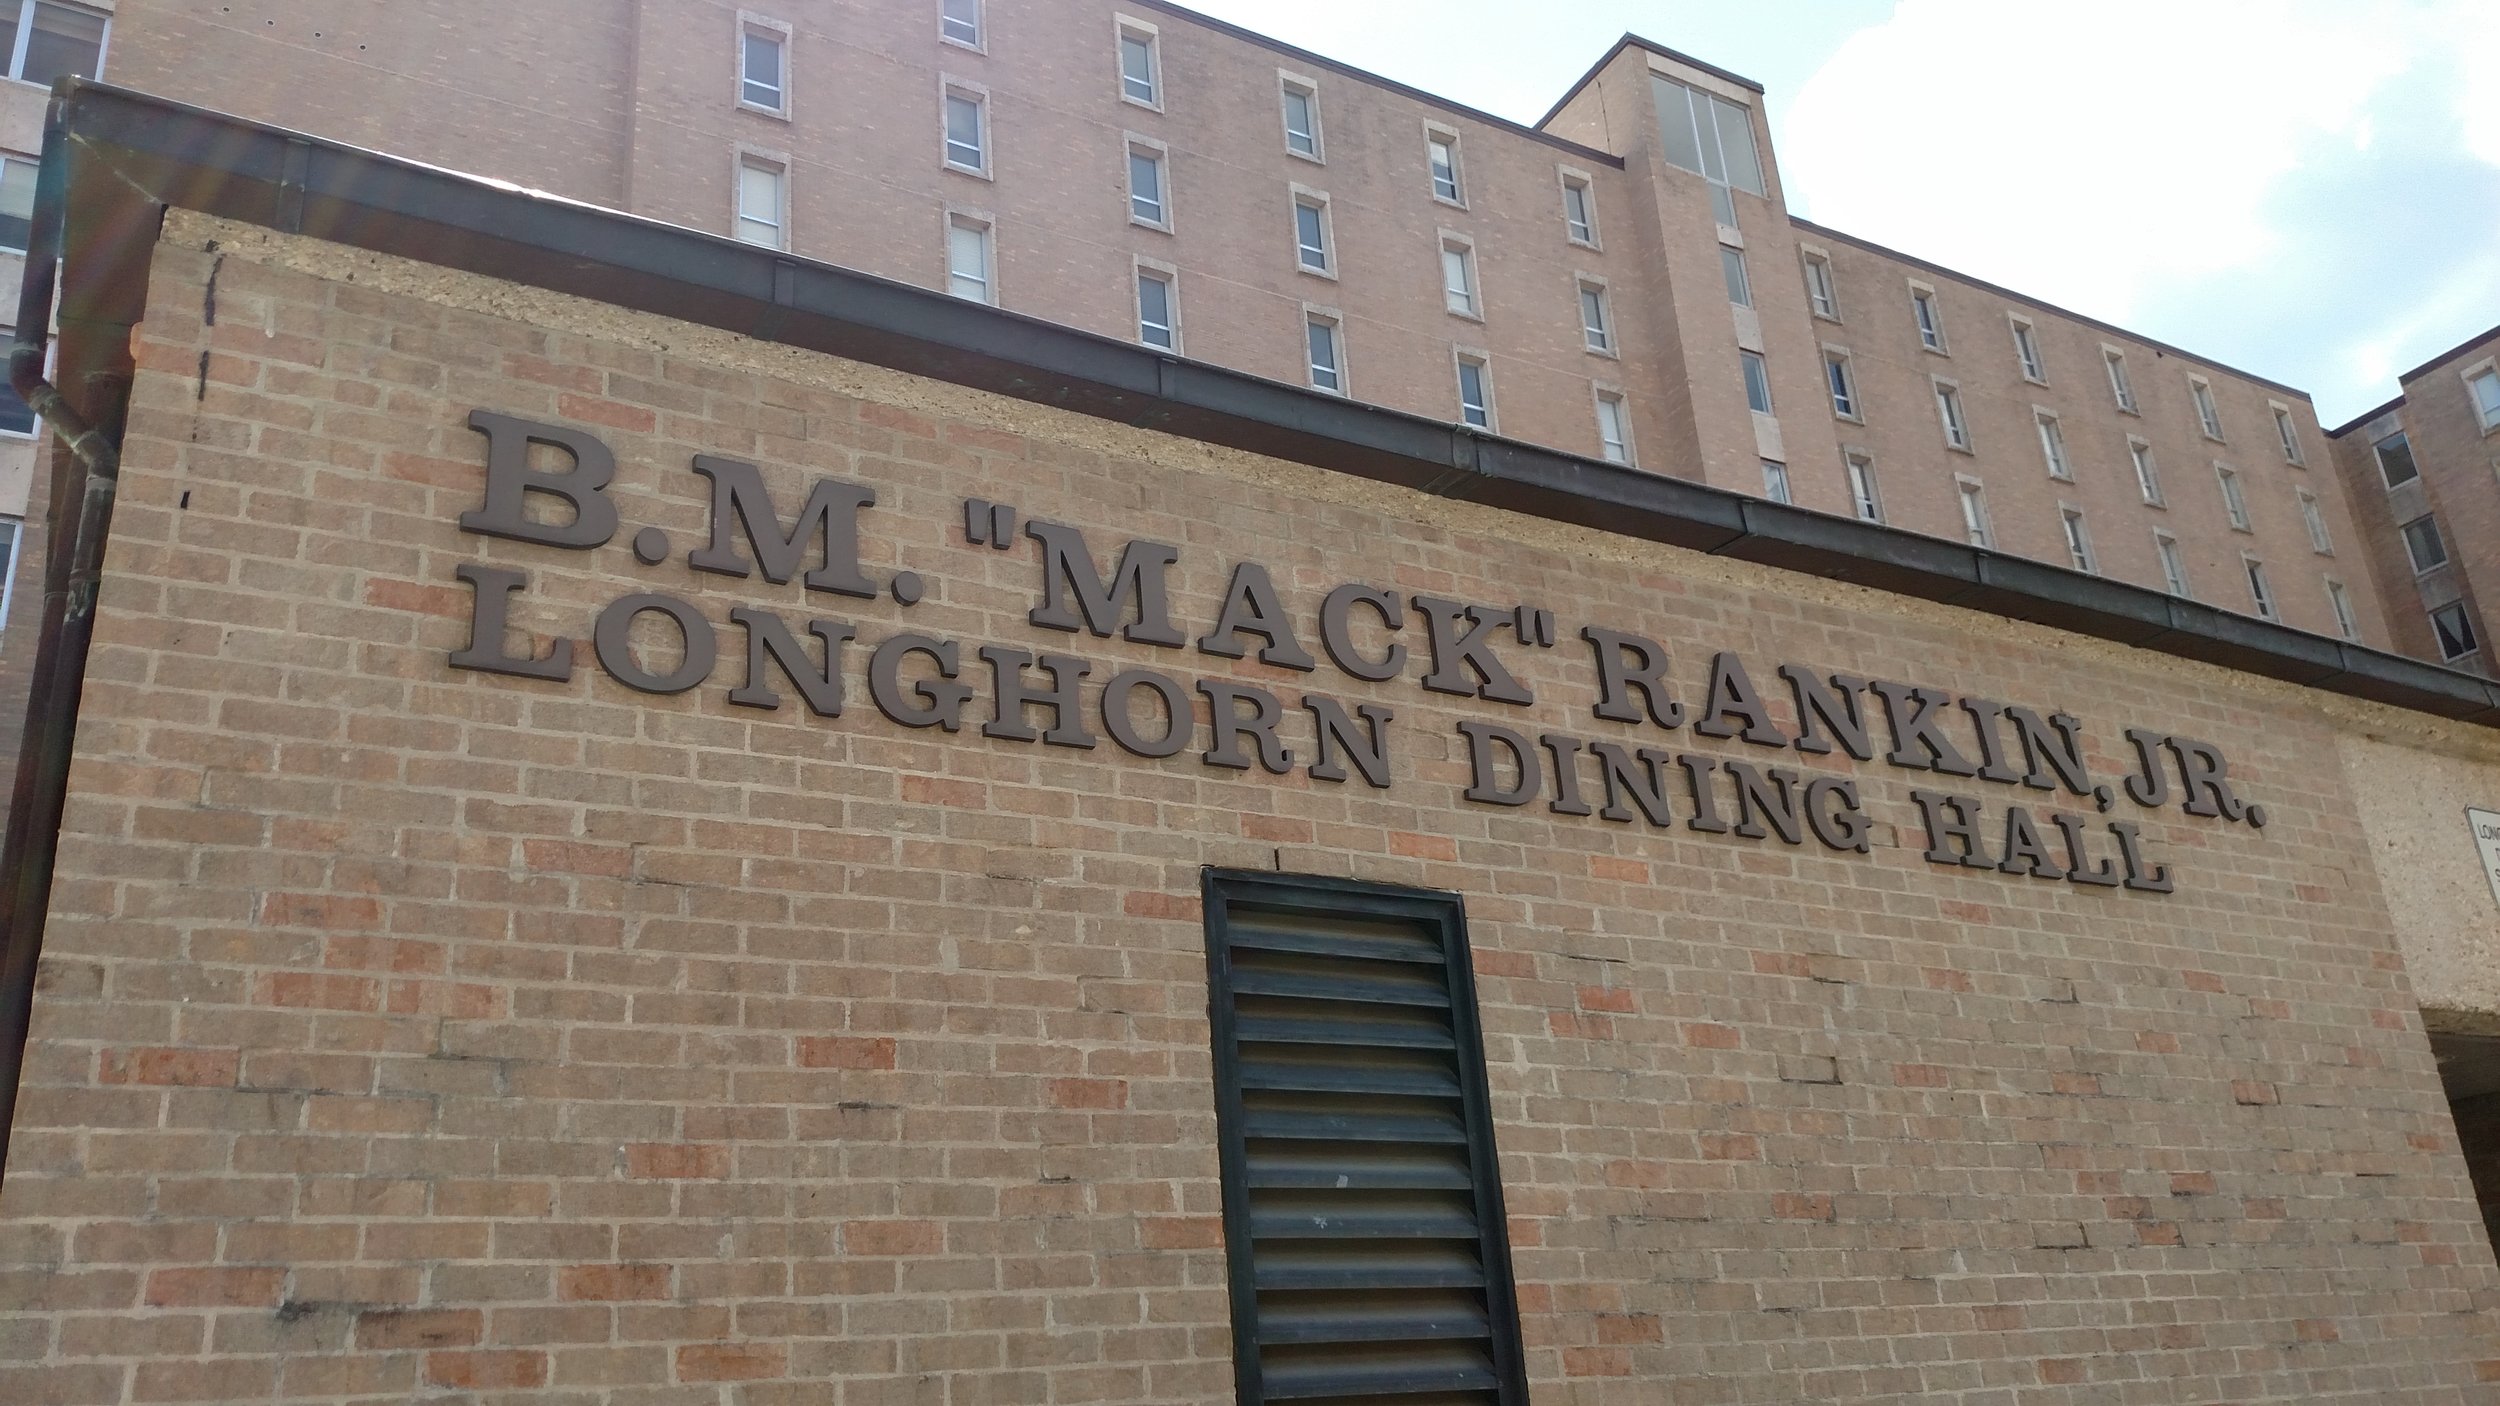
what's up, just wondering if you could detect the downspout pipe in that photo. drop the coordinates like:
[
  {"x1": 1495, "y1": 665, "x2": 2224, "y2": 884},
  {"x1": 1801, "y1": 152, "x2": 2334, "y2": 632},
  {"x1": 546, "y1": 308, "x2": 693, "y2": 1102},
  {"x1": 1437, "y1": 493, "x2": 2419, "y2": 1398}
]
[{"x1": 0, "y1": 92, "x2": 129, "y2": 1183}]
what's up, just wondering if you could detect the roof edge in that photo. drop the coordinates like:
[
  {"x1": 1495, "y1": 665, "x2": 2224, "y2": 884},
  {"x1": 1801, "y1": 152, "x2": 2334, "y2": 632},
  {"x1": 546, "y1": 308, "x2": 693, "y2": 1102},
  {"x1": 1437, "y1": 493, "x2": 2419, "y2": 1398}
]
[
  {"x1": 1790, "y1": 217, "x2": 2316, "y2": 404},
  {"x1": 1533, "y1": 32, "x2": 1766, "y2": 134}
]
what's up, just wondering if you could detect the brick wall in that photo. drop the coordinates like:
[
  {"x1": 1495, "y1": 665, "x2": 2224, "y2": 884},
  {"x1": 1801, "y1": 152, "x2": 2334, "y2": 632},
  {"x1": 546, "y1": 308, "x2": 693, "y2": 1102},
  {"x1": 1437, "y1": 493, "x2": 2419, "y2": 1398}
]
[{"x1": 0, "y1": 215, "x2": 2493, "y2": 1403}]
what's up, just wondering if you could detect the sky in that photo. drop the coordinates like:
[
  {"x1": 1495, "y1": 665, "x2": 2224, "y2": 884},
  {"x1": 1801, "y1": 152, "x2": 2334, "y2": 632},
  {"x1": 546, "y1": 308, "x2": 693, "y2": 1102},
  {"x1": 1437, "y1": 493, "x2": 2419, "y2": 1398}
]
[{"x1": 1180, "y1": 0, "x2": 2500, "y2": 426}]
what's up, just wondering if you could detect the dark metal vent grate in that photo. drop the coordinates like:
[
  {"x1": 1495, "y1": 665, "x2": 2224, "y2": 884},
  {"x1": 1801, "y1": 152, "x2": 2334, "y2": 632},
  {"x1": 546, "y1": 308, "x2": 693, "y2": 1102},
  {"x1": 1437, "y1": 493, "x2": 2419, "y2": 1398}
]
[{"x1": 1205, "y1": 875, "x2": 1528, "y2": 1406}]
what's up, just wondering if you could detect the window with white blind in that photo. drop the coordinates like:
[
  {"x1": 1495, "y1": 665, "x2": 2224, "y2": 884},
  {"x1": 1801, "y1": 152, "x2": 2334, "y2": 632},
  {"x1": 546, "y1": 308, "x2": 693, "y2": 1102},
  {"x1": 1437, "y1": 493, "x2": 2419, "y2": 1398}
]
[
  {"x1": 734, "y1": 156, "x2": 786, "y2": 249},
  {"x1": 945, "y1": 214, "x2": 994, "y2": 303},
  {"x1": 1442, "y1": 240, "x2": 1479, "y2": 319},
  {"x1": 1846, "y1": 453, "x2": 1881, "y2": 523},
  {"x1": 1595, "y1": 391, "x2": 1632, "y2": 465}
]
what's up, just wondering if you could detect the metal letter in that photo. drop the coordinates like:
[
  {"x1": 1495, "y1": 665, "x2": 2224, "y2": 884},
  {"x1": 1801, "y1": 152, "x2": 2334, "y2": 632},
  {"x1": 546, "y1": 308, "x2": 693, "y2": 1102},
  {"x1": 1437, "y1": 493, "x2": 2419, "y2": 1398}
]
[
  {"x1": 592, "y1": 593, "x2": 717, "y2": 695},
  {"x1": 449, "y1": 563, "x2": 574, "y2": 681},
  {"x1": 460, "y1": 410, "x2": 620, "y2": 549},
  {"x1": 688, "y1": 457, "x2": 879, "y2": 598}
]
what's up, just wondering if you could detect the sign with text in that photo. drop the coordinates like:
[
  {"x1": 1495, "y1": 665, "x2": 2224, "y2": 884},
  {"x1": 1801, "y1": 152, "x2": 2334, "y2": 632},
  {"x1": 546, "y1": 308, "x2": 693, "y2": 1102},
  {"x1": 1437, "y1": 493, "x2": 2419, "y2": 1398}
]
[
  {"x1": 2470, "y1": 808, "x2": 2500, "y2": 911},
  {"x1": 442, "y1": 410, "x2": 2289, "y2": 896}
]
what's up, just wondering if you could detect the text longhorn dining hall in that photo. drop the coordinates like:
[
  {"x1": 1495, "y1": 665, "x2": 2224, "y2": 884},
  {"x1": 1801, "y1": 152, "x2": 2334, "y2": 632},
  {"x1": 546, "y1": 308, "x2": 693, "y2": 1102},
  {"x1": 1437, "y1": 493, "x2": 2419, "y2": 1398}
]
[{"x1": 1, "y1": 62, "x2": 2499, "y2": 1406}]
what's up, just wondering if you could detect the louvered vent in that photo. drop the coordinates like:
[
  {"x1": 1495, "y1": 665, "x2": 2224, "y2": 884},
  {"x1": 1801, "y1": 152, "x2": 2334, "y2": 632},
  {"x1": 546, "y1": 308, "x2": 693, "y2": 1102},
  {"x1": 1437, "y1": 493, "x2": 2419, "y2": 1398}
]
[{"x1": 1203, "y1": 872, "x2": 1527, "y2": 1406}]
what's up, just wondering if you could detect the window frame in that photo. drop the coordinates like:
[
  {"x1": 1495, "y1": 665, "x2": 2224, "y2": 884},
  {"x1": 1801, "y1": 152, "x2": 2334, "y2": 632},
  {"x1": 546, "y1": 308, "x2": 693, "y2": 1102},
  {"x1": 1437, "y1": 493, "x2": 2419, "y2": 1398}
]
[
  {"x1": 2035, "y1": 409, "x2": 2072, "y2": 481},
  {"x1": 1823, "y1": 346, "x2": 1859, "y2": 422},
  {"x1": 1303, "y1": 306, "x2": 1346, "y2": 396},
  {"x1": 1125, "y1": 135, "x2": 1172, "y2": 231},
  {"x1": 6, "y1": 0, "x2": 109, "y2": 90},
  {"x1": 1845, "y1": 451, "x2": 1882, "y2": 523},
  {"x1": 2373, "y1": 429, "x2": 2418, "y2": 489},
  {"x1": 2464, "y1": 363, "x2": 2500, "y2": 434},
  {"x1": 0, "y1": 517, "x2": 17, "y2": 635},
  {"x1": 1801, "y1": 250, "x2": 1839, "y2": 322},
  {"x1": 2215, "y1": 463, "x2": 2249, "y2": 532},
  {"x1": 1909, "y1": 282, "x2": 1946, "y2": 354},
  {"x1": 2431, "y1": 601, "x2": 2480, "y2": 662},
  {"x1": 0, "y1": 328, "x2": 30, "y2": 438},
  {"x1": 2155, "y1": 530, "x2": 2189, "y2": 598},
  {"x1": 732, "y1": 148, "x2": 789, "y2": 250},
  {"x1": 2325, "y1": 579, "x2": 2359, "y2": 642},
  {"x1": 2103, "y1": 346, "x2": 2137, "y2": 414},
  {"x1": 2060, "y1": 505, "x2": 2097, "y2": 574},
  {"x1": 1558, "y1": 168, "x2": 1599, "y2": 249},
  {"x1": 2010, "y1": 314, "x2": 2046, "y2": 384},
  {"x1": 1201, "y1": 869, "x2": 1532, "y2": 1406},
  {"x1": 940, "y1": 0, "x2": 984, "y2": 51},
  {"x1": 1454, "y1": 349, "x2": 1495, "y2": 432},
  {"x1": 1425, "y1": 123, "x2": 1466, "y2": 208},
  {"x1": 1593, "y1": 386, "x2": 1634, "y2": 466},
  {"x1": 2298, "y1": 489, "x2": 2332, "y2": 555},
  {"x1": 2243, "y1": 554, "x2": 2277, "y2": 622},
  {"x1": 1956, "y1": 475, "x2": 1992, "y2": 549},
  {"x1": 735, "y1": 12, "x2": 793, "y2": 119},
  {"x1": 2128, "y1": 437, "x2": 2163, "y2": 507},
  {"x1": 1739, "y1": 350, "x2": 1774, "y2": 416},
  {"x1": 2189, "y1": 374, "x2": 2224, "y2": 442},
  {"x1": 2402, "y1": 513, "x2": 2449, "y2": 574},
  {"x1": 1288, "y1": 186, "x2": 1335, "y2": 279},
  {"x1": 1114, "y1": 16, "x2": 1162, "y2": 111},
  {"x1": 0, "y1": 152, "x2": 32, "y2": 257},
  {"x1": 1279, "y1": 72, "x2": 1323, "y2": 163},
  {"x1": 1439, "y1": 233, "x2": 1481, "y2": 321},
  {"x1": 940, "y1": 78, "x2": 991, "y2": 178},
  {"x1": 1933, "y1": 377, "x2": 1970, "y2": 452},
  {"x1": 1577, "y1": 276, "x2": 1616, "y2": 357},
  {"x1": 1719, "y1": 243, "x2": 1752, "y2": 309},
  {"x1": 2270, "y1": 401, "x2": 2304, "y2": 465},
  {"x1": 1760, "y1": 458, "x2": 1792, "y2": 504},
  {"x1": 1134, "y1": 258, "x2": 1180, "y2": 353},
  {"x1": 943, "y1": 208, "x2": 996, "y2": 305}
]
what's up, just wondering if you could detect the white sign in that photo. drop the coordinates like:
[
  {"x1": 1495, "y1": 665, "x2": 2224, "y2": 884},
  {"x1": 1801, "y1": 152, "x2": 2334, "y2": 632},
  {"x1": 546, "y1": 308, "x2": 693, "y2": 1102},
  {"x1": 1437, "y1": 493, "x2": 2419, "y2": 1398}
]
[{"x1": 2472, "y1": 808, "x2": 2500, "y2": 911}]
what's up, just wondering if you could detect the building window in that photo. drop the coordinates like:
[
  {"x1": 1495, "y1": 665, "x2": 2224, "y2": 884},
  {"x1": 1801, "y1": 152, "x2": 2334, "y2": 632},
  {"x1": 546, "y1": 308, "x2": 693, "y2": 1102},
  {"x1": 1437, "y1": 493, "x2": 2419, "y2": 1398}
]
[
  {"x1": 1846, "y1": 452, "x2": 1882, "y2": 522},
  {"x1": 2403, "y1": 514, "x2": 2449, "y2": 573},
  {"x1": 0, "y1": 517, "x2": 17, "y2": 633},
  {"x1": 2036, "y1": 412, "x2": 2072, "y2": 480},
  {"x1": 2245, "y1": 557, "x2": 2277, "y2": 621},
  {"x1": 1595, "y1": 391, "x2": 1632, "y2": 464},
  {"x1": 942, "y1": 0, "x2": 982, "y2": 48},
  {"x1": 2432, "y1": 602, "x2": 2479, "y2": 661},
  {"x1": 2273, "y1": 405, "x2": 2304, "y2": 464},
  {"x1": 734, "y1": 155, "x2": 786, "y2": 249},
  {"x1": 1656, "y1": 76, "x2": 1764, "y2": 225},
  {"x1": 2326, "y1": 580, "x2": 2359, "y2": 642},
  {"x1": 2156, "y1": 532, "x2": 2189, "y2": 597},
  {"x1": 1456, "y1": 355, "x2": 1492, "y2": 430},
  {"x1": 1935, "y1": 381, "x2": 1970, "y2": 450},
  {"x1": 1202, "y1": 872, "x2": 1531, "y2": 1406},
  {"x1": 2299, "y1": 490, "x2": 2332, "y2": 554},
  {"x1": 1911, "y1": 286, "x2": 1945, "y2": 352},
  {"x1": 1561, "y1": 173, "x2": 1597, "y2": 246},
  {"x1": 2190, "y1": 376, "x2": 2224, "y2": 441},
  {"x1": 2011, "y1": 317, "x2": 2045, "y2": 383},
  {"x1": 1579, "y1": 281, "x2": 1613, "y2": 355},
  {"x1": 1440, "y1": 239, "x2": 1480, "y2": 319},
  {"x1": 1958, "y1": 479, "x2": 1992, "y2": 548},
  {"x1": 1802, "y1": 254, "x2": 1838, "y2": 320},
  {"x1": 1824, "y1": 351, "x2": 1858, "y2": 420},
  {"x1": 1281, "y1": 78, "x2": 1321, "y2": 160},
  {"x1": 1740, "y1": 351, "x2": 1773, "y2": 415},
  {"x1": 2129, "y1": 439, "x2": 2163, "y2": 505},
  {"x1": 2470, "y1": 369, "x2": 2500, "y2": 432},
  {"x1": 0, "y1": 154, "x2": 35, "y2": 255},
  {"x1": 2104, "y1": 348, "x2": 2137, "y2": 414},
  {"x1": 2216, "y1": 465, "x2": 2248, "y2": 531},
  {"x1": 943, "y1": 87, "x2": 988, "y2": 174},
  {"x1": 1427, "y1": 130, "x2": 1464, "y2": 205},
  {"x1": 1719, "y1": 245, "x2": 1751, "y2": 307},
  {"x1": 2373, "y1": 430, "x2": 2418, "y2": 488},
  {"x1": 1762, "y1": 459, "x2": 1791, "y2": 504},
  {"x1": 0, "y1": 1, "x2": 106, "y2": 89},
  {"x1": 1117, "y1": 23, "x2": 1160, "y2": 108},
  {"x1": 1128, "y1": 143, "x2": 1169, "y2": 228},
  {"x1": 0, "y1": 331, "x2": 31, "y2": 436},
  {"x1": 945, "y1": 213, "x2": 993, "y2": 303},
  {"x1": 739, "y1": 18, "x2": 789, "y2": 115},
  {"x1": 1291, "y1": 194, "x2": 1332, "y2": 275},
  {"x1": 2061, "y1": 507, "x2": 2096, "y2": 574},
  {"x1": 1305, "y1": 313, "x2": 1343, "y2": 394},
  {"x1": 1136, "y1": 265, "x2": 1177, "y2": 351}
]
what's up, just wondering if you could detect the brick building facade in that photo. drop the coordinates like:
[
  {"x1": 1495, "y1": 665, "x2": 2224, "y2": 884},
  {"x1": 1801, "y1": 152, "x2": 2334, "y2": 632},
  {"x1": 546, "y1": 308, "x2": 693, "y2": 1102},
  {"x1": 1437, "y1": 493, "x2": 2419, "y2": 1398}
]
[{"x1": 0, "y1": 86, "x2": 2495, "y2": 1404}]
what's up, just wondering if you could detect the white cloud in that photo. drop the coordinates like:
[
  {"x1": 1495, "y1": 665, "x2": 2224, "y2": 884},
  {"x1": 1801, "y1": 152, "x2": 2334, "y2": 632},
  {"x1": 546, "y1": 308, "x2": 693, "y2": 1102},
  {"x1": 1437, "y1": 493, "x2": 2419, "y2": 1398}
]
[{"x1": 1781, "y1": 0, "x2": 2485, "y2": 336}]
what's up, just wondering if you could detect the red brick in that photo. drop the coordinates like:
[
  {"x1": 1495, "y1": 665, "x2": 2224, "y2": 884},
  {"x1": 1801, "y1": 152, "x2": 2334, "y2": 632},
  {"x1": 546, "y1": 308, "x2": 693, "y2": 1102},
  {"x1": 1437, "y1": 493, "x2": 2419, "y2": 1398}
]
[
  {"x1": 844, "y1": 1220, "x2": 943, "y2": 1256},
  {"x1": 678, "y1": 1342, "x2": 789, "y2": 1382},
  {"x1": 355, "y1": 1308, "x2": 483, "y2": 1350},
  {"x1": 144, "y1": 1266, "x2": 284, "y2": 1307},
  {"x1": 424, "y1": 1350, "x2": 548, "y2": 1390},
  {"x1": 625, "y1": 1144, "x2": 728, "y2": 1179},
  {"x1": 558, "y1": 1264, "x2": 672, "y2": 1301},
  {"x1": 98, "y1": 1048, "x2": 239, "y2": 1087},
  {"x1": 797, "y1": 1036, "x2": 897, "y2": 1070}
]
